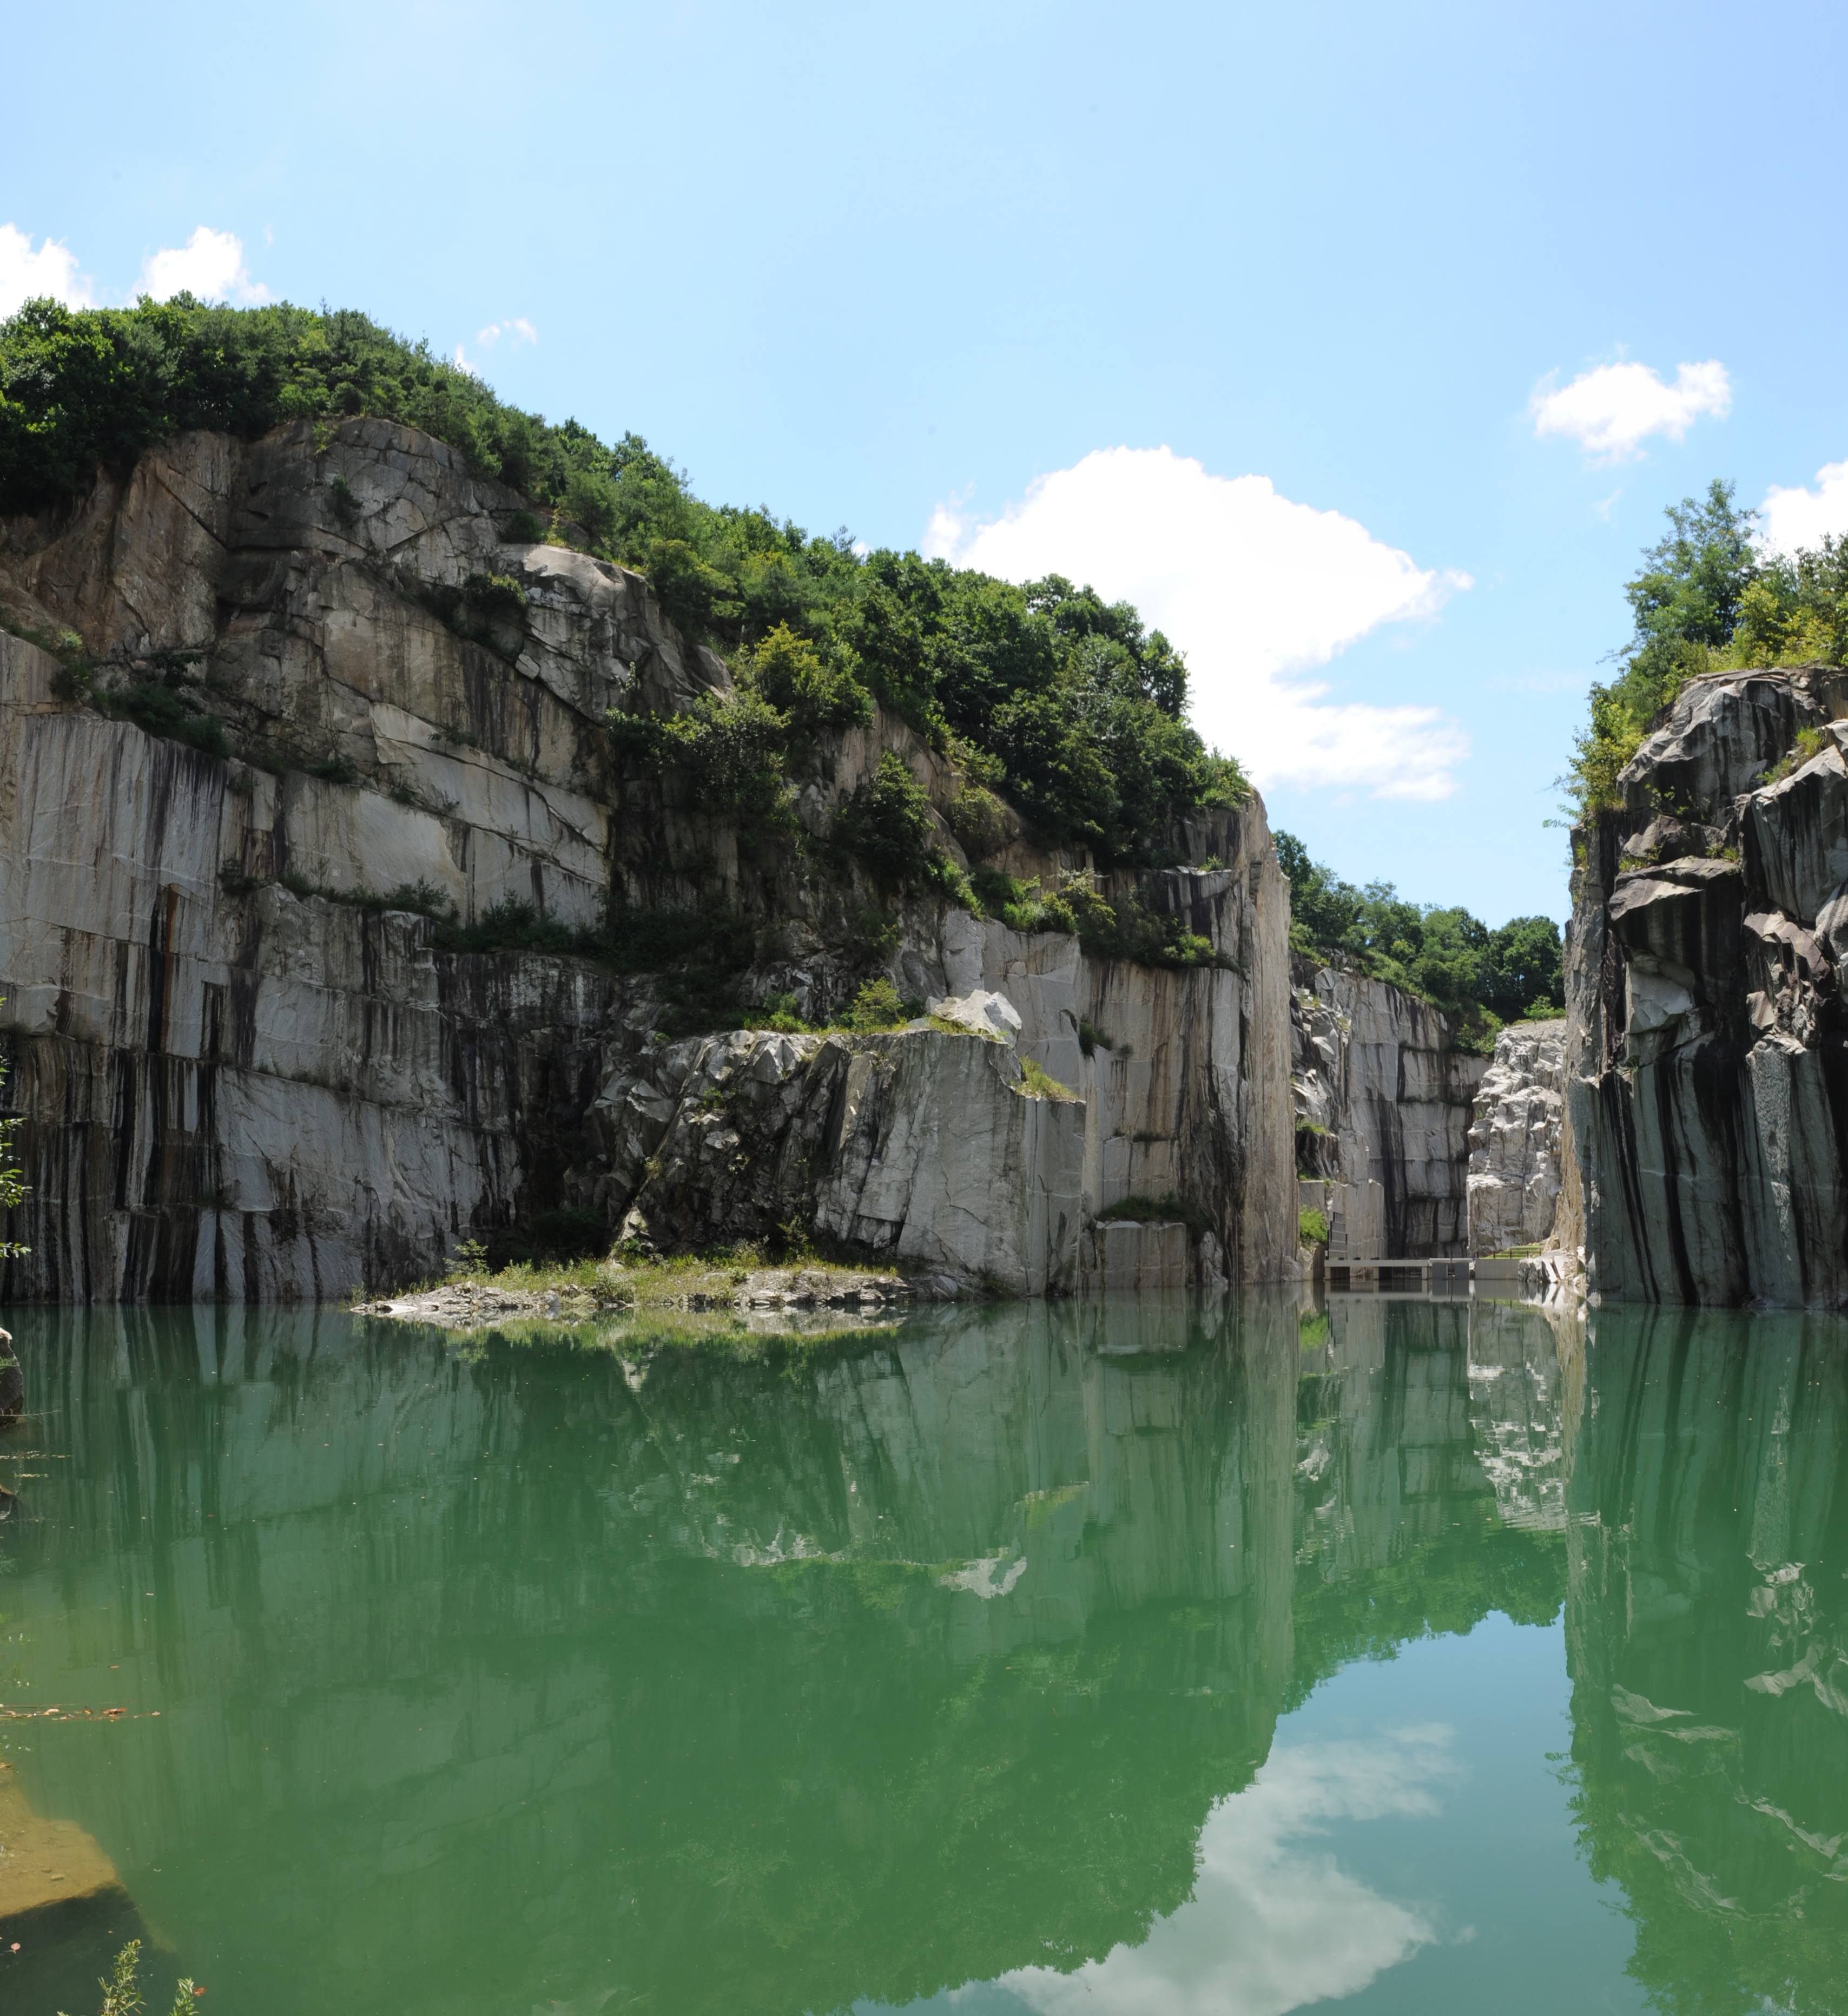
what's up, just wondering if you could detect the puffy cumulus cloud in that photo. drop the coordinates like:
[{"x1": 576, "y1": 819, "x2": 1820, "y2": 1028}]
[
  {"x1": 0, "y1": 224, "x2": 97, "y2": 318},
  {"x1": 138, "y1": 226, "x2": 270, "y2": 305},
  {"x1": 1760, "y1": 459, "x2": 1848, "y2": 556},
  {"x1": 926, "y1": 447, "x2": 1471, "y2": 801},
  {"x1": 454, "y1": 317, "x2": 538, "y2": 375},
  {"x1": 991, "y1": 1727, "x2": 1461, "y2": 2016},
  {"x1": 477, "y1": 317, "x2": 537, "y2": 347},
  {"x1": 1530, "y1": 358, "x2": 1730, "y2": 461}
]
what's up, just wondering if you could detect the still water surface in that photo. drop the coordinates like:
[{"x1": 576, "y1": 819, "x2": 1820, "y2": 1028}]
[{"x1": 0, "y1": 1294, "x2": 1843, "y2": 2015}]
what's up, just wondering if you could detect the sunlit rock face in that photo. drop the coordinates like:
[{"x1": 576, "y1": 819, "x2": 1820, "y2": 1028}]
[
  {"x1": 0, "y1": 423, "x2": 1296, "y2": 1299},
  {"x1": 1564, "y1": 1307, "x2": 1848, "y2": 2007},
  {"x1": 1467, "y1": 1019, "x2": 1564, "y2": 1256},
  {"x1": 1289, "y1": 958, "x2": 1487, "y2": 1259},
  {"x1": 1564, "y1": 666, "x2": 1848, "y2": 1304}
]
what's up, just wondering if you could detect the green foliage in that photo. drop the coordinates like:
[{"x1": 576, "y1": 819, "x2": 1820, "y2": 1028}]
[
  {"x1": 833, "y1": 750, "x2": 942, "y2": 888},
  {"x1": 968, "y1": 867, "x2": 1221, "y2": 968},
  {"x1": 0, "y1": 299, "x2": 1248, "y2": 864},
  {"x1": 1276, "y1": 829, "x2": 1563, "y2": 1029},
  {"x1": 613, "y1": 687, "x2": 795, "y2": 824},
  {"x1": 96, "y1": 676, "x2": 228, "y2": 759},
  {"x1": 1564, "y1": 479, "x2": 1848, "y2": 818},
  {"x1": 1759, "y1": 721, "x2": 1830, "y2": 787},
  {"x1": 1017, "y1": 1057, "x2": 1080, "y2": 1102},
  {"x1": 1298, "y1": 1206, "x2": 1330, "y2": 1247},
  {"x1": 1565, "y1": 481, "x2": 1761, "y2": 814},
  {"x1": 1093, "y1": 1191, "x2": 1211, "y2": 1236},
  {"x1": 833, "y1": 977, "x2": 909, "y2": 1033},
  {"x1": 60, "y1": 1939, "x2": 197, "y2": 2016},
  {"x1": 744, "y1": 622, "x2": 873, "y2": 740},
  {"x1": 463, "y1": 569, "x2": 528, "y2": 623}
]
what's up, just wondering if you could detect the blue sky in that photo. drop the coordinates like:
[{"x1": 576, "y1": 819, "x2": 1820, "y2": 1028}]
[{"x1": 8, "y1": 0, "x2": 1847, "y2": 924}]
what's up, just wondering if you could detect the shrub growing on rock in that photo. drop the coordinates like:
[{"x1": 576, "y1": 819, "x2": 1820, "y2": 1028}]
[{"x1": 0, "y1": 298, "x2": 1249, "y2": 866}]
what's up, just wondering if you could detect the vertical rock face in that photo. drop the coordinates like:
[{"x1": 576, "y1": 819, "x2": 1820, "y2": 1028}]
[
  {"x1": 1466, "y1": 1020, "x2": 1565, "y2": 1255},
  {"x1": 0, "y1": 423, "x2": 1297, "y2": 1300},
  {"x1": 1288, "y1": 959, "x2": 1486, "y2": 1258},
  {"x1": 1564, "y1": 667, "x2": 1848, "y2": 1304}
]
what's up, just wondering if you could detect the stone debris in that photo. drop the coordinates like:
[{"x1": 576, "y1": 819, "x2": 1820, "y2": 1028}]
[{"x1": 923, "y1": 988, "x2": 1021, "y2": 1044}]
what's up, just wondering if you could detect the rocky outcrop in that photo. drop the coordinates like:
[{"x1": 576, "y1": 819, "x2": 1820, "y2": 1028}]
[
  {"x1": 1565, "y1": 666, "x2": 1848, "y2": 1304},
  {"x1": 0, "y1": 423, "x2": 1296, "y2": 1299},
  {"x1": 1289, "y1": 959, "x2": 1486, "y2": 1259},
  {"x1": 1467, "y1": 1019, "x2": 1564, "y2": 1255}
]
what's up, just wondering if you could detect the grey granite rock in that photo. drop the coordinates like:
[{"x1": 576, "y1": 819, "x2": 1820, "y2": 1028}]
[{"x1": 1566, "y1": 666, "x2": 1848, "y2": 1303}]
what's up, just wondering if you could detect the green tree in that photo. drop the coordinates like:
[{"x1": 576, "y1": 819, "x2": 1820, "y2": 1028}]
[
  {"x1": 1557, "y1": 478, "x2": 1848, "y2": 816},
  {"x1": 1275, "y1": 833, "x2": 1563, "y2": 1034},
  {"x1": 1, "y1": 297, "x2": 1250, "y2": 867}
]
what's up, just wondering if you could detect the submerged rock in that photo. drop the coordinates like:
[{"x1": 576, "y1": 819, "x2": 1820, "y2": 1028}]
[{"x1": 0, "y1": 1326, "x2": 19, "y2": 1422}]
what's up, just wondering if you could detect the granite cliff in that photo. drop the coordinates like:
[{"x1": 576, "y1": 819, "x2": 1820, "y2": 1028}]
[
  {"x1": 1289, "y1": 957, "x2": 1487, "y2": 1260},
  {"x1": 0, "y1": 421, "x2": 1296, "y2": 1300},
  {"x1": 1466, "y1": 1018, "x2": 1565, "y2": 1256},
  {"x1": 1562, "y1": 666, "x2": 1848, "y2": 1304}
]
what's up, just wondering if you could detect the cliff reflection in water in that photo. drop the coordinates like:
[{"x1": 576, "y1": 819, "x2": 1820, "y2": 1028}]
[
  {"x1": 1565, "y1": 1308, "x2": 1848, "y2": 2011},
  {"x1": 0, "y1": 1295, "x2": 1839, "y2": 2013}
]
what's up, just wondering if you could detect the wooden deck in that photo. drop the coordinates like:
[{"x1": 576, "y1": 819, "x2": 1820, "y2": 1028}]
[{"x1": 1326, "y1": 1256, "x2": 1528, "y2": 1294}]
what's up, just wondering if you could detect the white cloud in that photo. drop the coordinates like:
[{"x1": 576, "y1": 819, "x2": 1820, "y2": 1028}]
[
  {"x1": 926, "y1": 446, "x2": 1471, "y2": 800},
  {"x1": 1760, "y1": 459, "x2": 1848, "y2": 556},
  {"x1": 991, "y1": 1727, "x2": 1461, "y2": 2016},
  {"x1": 0, "y1": 223, "x2": 97, "y2": 318},
  {"x1": 1530, "y1": 358, "x2": 1730, "y2": 461},
  {"x1": 138, "y1": 226, "x2": 270, "y2": 305},
  {"x1": 473, "y1": 316, "x2": 537, "y2": 347},
  {"x1": 454, "y1": 317, "x2": 538, "y2": 376}
]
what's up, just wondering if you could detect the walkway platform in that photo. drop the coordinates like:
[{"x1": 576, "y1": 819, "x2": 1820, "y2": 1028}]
[{"x1": 1328, "y1": 1256, "x2": 1527, "y2": 1295}]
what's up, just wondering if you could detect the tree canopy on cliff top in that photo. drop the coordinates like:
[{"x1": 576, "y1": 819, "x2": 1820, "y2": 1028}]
[
  {"x1": 1275, "y1": 831, "x2": 1565, "y2": 1036},
  {"x1": 1566, "y1": 478, "x2": 1848, "y2": 815},
  {"x1": 0, "y1": 296, "x2": 1248, "y2": 864}
]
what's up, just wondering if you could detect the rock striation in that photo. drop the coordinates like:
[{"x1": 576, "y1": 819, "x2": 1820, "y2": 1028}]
[
  {"x1": 1289, "y1": 958, "x2": 1486, "y2": 1259},
  {"x1": 0, "y1": 421, "x2": 1296, "y2": 1300},
  {"x1": 1467, "y1": 1019, "x2": 1564, "y2": 1255},
  {"x1": 1563, "y1": 665, "x2": 1848, "y2": 1304}
]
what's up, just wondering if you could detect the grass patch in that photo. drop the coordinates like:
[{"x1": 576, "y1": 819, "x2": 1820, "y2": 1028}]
[
  {"x1": 1093, "y1": 1191, "x2": 1209, "y2": 1235},
  {"x1": 97, "y1": 676, "x2": 229, "y2": 759},
  {"x1": 1758, "y1": 723, "x2": 1831, "y2": 788},
  {"x1": 1299, "y1": 1206, "x2": 1330, "y2": 1247},
  {"x1": 1015, "y1": 1057, "x2": 1080, "y2": 1102},
  {"x1": 426, "y1": 1240, "x2": 907, "y2": 1308}
]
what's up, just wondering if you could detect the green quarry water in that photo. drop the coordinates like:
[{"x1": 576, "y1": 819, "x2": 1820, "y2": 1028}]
[{"x1": 0, "y1": 1295, "x2": 1844, "y2": 2016}]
